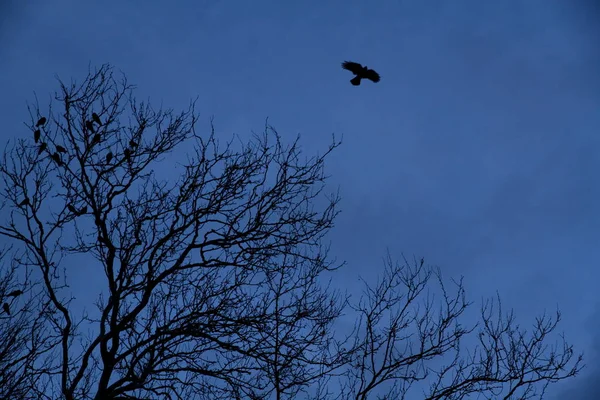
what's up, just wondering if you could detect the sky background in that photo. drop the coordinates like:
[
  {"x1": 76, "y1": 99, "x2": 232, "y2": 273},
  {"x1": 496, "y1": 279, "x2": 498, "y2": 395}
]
[{"x1": 0, "y1": 0, "x2": 599, "y2": 398}]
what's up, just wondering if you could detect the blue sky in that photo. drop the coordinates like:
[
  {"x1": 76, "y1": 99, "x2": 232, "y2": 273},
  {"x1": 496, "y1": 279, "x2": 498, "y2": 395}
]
[{"x1": 1, "y1": 0, "x2": 599, "y2": 398}]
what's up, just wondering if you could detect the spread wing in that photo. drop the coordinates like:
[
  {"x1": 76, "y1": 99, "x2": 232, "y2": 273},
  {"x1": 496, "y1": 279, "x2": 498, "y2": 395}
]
[
  {"x1": 365, "y1": 68, "x2": 380, "y2": 83},
  {"x1": 341, "y1": 61, "x2": 364, "y2": 75}
]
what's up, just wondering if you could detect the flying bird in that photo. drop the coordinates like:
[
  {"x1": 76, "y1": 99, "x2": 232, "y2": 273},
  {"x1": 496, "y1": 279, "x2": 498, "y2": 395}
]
[
  {"x1": 2, "y1": 303, "x2": 9, "y2": 315},
  {"x1": 38, "y1": 142, "x2": 48, "y2": 155},
  {"x1": 6, "y1": 290, "x2": 23, "y2": 297},
  {"x1": 92, "y1": 113, "x2": 102, "y2": 125},
  {"x1": 56, "y1": 145, "x2": 67, "y2": 153},
  {"x1": 341, "y1": 61, "x2": 381, "y2": 86},
  {"x1": 86, "y1": 120, "x2": 95, "y2": 133},
  {"x1": 36, "y1": 117, "x2": 47, "y2": 127},
  {"x1": 34, "y1": 129, "x2": 41, "y2": 143}
]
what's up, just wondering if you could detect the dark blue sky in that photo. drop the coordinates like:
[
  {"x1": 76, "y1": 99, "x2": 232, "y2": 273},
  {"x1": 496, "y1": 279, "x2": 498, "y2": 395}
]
[{"x1": 1, "y1": 1, "x2": 599, "y2": 398}]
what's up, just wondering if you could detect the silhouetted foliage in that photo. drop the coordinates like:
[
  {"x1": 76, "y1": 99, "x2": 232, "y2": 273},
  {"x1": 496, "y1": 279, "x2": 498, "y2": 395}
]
[
  {"x1": 0, "y1": 64, "x2": 583, "y2": 400},
  {"x1": 341, "y1": 61, "x2": 381, "y2": 86}
]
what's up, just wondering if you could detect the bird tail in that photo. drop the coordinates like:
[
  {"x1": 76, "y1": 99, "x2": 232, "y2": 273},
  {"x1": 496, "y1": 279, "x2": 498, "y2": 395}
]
[{"x1": 350, "y1": 76, "x2": 361, "y2": 86}]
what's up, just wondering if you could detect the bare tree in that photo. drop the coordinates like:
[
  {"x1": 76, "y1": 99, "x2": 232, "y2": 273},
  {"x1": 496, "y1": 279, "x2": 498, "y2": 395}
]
[
  {"x1": 0, "y1": 247, "x2": 56, "y2": 400},
  {"x1": 0, "y1": 64, "x2": 346, "y2": 399},
  {"x1": 0, "y1": 64, "x2": 583, "y2": 399},
  {"x1": 338, "y1": 253, "x2": 584, "y2": 400}
]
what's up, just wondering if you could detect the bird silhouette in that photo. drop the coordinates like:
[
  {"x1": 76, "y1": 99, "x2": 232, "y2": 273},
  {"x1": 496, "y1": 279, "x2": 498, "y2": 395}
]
[
  {"x1": 106, "y1": 151, "x2": 113, "y2": 164},
  {"x1": 38, "y1": 142, "x2": 48, "y2": 155},
  {"x1": 19, "y1": 198, "x2": 29, "y2": 206},
  {"x1": 92, "y1": 133, "x2": 101, "y2": 145},
  {"x1": 36, "y1": 117, "x2": 47, "y2": 127},
  {"x1": 56, "y1": 145, "x2": 67, "y2": 153},
  {"x1": 129, "y1": 139, "x2": 138, "y2": 148},
  {"x1": 78, "y1": 206, "x2": 87, "y2": 215},
  {"x1": 34, "y1": 129, "x2": 41, "y2": 143},
  {"x1": 86, "y1": 120, "x2": 95, "y2": 133},
  {"x1": 341, "y1": 61, "x2": 381, "y2": 86},
  {"x1": 67, "y1": 204, "x2": 77, "y2": 214},
  {"x1": 2, "y1": 303, "x2": 9, "y2": 315},
  {"x1": 92, "y1": 113, "x2": 102, "y2": 125},
  {"x1": 124, "y1": 148, "x2": 131, "y2": 160},
  {"x1": 6, "y1": 290, "x2": 23, "y2": 297},
  {"x1": 51, "y1": 152, "x2": 63, "y2": 166}
]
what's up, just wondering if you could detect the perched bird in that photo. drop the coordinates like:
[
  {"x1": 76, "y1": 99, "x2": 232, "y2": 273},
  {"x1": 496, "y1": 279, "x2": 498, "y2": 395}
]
[
  {"x1": 86, "y1": 120, "x2": 95, "y2": 133},
  {"x1": 19, "y1": 198, "x2": 29, "y2": 206},
  {"x1": 36, "y1": 117, "x2": 47, "y2": 127},
  {"x1": 6, "y1": 290, "x2": 23, "y2": 297},
  {"x1": 51, "y1": 152, "x2": 63, "y2": 166},
  {"x1": 92, "y1": 133, "x2": 101, "y2": 145},
  {"x1": 124, "y1": 148, "x2": 131, "y2": 161},
  {"x1": 129, "y1": 139, "x2": 138, "y2": 148},
  {"x1": 341, "y1": 61, "x2": 381, "y2": 86},
  {"x1": 34, "y1": 129, "x2": 41, "y2": 143},
  {"x1": 38, "y1": 142, "x2": 48, "y2": 155},
  {"x1": 56, "y1": 145, "x2": 67, "y2": 153},
  {"x1": 92, "y1": 113, "x2": 102, "y2": 125},
  {"x1": 2, "y1": 303, "x2": 9, "y2": 315},
  {"x1": 67, "y1": 204, "x2": 77, "y2": 213},
  {"x1": 78, "y1": 206, "x2": 87, "y2": 215},
  {"x1": 106, "y1": 151, "x2": 113, "y2": 164}
]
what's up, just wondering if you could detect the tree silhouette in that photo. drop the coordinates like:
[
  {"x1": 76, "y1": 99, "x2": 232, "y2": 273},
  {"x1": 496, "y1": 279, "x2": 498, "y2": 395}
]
[
  {"x1": 0, "y1": 64, "x2": 345, "y2": 399},
  {"x1": 0, "y1": 249, "x2": 54, "y2": 400},
  {"x1": 339, "y1": 253, "x2": 583, "y2": 399},
  {"x1": 0, "y1": 64, "x2": 583, "y2": 399}
]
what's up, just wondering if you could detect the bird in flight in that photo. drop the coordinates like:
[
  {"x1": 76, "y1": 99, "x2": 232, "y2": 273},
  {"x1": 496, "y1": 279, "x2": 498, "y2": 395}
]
[{"x1": 341, "y1": 61, "x2": 381, "y2": 86}]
